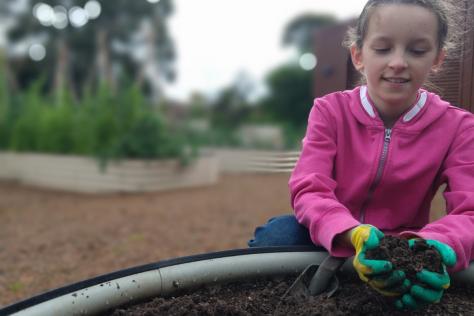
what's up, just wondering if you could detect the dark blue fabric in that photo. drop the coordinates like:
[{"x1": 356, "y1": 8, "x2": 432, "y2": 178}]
[{"x1": 248, "y1": 214, "x2": 315, "y2": 247}]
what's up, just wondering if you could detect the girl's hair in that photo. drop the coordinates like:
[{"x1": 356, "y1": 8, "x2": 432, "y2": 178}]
[{"x1": 344, "y1": 0, "x2": 463, "y2": 54}]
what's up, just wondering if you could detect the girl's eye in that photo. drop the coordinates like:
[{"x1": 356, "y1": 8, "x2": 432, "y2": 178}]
[
  {"x1": 411, "y1": 49, "x2": 427, "y2": 56},
  {"x1": 373, "y1": 48, "x2": 390, "y2": 54}
]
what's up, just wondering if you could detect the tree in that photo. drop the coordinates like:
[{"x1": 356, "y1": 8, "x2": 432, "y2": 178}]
[
  {"x1": 255, "y1": 13, "x2": 337, "y2": 128},
  {"x1": 87, "y1": 0, "x2": 175, "y2": 100},
  {"x1": 210, "y1": 86, "x2": 251, "y2": 130},
  {"x1": 210, "y1": 70, "x2": 263, "y2": 129},
  {"x1": 4, "y1": 0, "x2": 175, "y2": 102},
  {"x1": 260, "y1": 63, "x2": 313, "y2": 128}
]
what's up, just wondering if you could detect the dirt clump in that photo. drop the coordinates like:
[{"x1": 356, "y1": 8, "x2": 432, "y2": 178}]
[{"x1": 366, "y1": 236, "x2": 443, "y2": 282}]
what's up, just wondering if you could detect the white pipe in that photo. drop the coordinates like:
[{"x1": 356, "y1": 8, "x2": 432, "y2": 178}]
[
  {"x1": 158, "y1": 251, "x2": 327, "y2": 296},
  {"x1": 8, "y1": 270, "x2": 162, "y2": 316},
  {"x1": 7, "y1": 251, "x2": 327, "y2": 316}
]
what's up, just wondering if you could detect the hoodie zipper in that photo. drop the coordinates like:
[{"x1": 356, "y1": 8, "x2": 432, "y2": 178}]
[{"x1": 359, "y1": 128, "x2": 392, "y2": 223}]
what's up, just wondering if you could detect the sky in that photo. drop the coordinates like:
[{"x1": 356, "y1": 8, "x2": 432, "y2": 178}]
[{"x1": 164, "y1": 0, "x2": 367, "y2": 102}]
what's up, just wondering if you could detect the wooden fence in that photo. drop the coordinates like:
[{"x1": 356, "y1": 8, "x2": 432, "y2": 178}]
[{"x1": 202, "y1": 148, "x2": 300, "y2": 173}]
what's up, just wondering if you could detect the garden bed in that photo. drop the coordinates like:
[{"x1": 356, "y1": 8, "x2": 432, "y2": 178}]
[
  {"x1": 0, "y1": 152, "x2": 218, "y2": 193},
  {"x1": 4, "y1": 245, "x2": 473, "y2": 315},
  {"x1": 109, "y1": 274, "x2": 474, "y2": 315}
]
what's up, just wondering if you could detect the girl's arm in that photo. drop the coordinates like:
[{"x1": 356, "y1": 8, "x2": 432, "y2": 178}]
[
  {"x1": 402, "y1": 119, "x2": 474, "y2": 272},
  {"x1": 334, "y1": 228, "x2": 354, "y2": 249},
  {"x1": 289, "y1": 97, "x2": 360, "y2": 257}
]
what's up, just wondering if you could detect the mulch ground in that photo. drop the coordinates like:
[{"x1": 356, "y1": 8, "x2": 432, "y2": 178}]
[
  {"x1": 0, "y1": 173, "x2": 448, "y2": 311},
  {"x1": 0, "y1": 173, "x2": 292, "y2": 307}
]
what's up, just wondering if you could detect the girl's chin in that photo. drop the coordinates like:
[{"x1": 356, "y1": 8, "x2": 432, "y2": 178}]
[
  {"x1": 367, "y1": 86, "x2": 418, "y2": 108},
  {"x1": 382, "y1": 96, "x2": 416, "y2": 109},
  {"x1": 369, "y1": 81, "x2": 413, "y2": 92},
  {"x1": 381, "y1": 86, "x2": 418, "y2": 99}
]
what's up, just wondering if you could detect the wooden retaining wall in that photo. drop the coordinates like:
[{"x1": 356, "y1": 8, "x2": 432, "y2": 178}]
[
  {"x1": 0, "y1": 152, "x2": 219, "y2": 193},
  {"x1": 201, "y1": 148, "x2": 300, "y2": 173}
]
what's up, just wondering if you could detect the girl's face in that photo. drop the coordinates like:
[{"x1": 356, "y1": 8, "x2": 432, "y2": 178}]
[{"x1": 351, "y1": 4, "x2": 445, "y2": 116}]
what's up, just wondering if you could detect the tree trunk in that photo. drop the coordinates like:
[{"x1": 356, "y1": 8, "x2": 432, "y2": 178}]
[
  {"x1": 96, "y1": 28, "x2": 115, "y2": 92},
  {"x1": 138, "y1": 19, "x2": 162, "y2": 104},
  {"x1": 53, "y1": 38, "x2": 69, "y2": 104}
]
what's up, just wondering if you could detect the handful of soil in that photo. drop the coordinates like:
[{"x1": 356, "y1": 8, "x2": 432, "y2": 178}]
[{"x1": 365, "y1": 236, "x2": 443, "y2": 285}]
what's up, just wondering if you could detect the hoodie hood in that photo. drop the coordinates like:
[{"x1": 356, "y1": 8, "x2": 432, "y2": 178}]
[{"x1": 348, "y1": 85, "x2": 449, "y2": 132}]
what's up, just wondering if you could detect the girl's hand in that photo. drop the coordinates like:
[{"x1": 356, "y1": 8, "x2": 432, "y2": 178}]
[
  {"x1": 351, "y1": 225, "x2": 409, "y2": 296},
  {"x1": 395, "y1": 239, "x2": 457, "y2": 309}
]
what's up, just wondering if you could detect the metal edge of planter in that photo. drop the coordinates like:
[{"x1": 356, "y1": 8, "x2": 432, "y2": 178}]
[
  {"x1": 0, "y1": 246, "x2": 324, "y2": 316},
  {"x1": 2, "y1": 246, "x2": 474, "y2": 316}
]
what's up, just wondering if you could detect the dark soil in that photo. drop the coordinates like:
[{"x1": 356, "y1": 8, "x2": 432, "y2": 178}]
[
  {"x1": 108, "y1": 274, "x2": 474, "y2": 315},
  {"x1": 107, "y1": 236, "x2": 473, "y2": 315},
  {"x1": 366, "y1": 236, "x2": 443, "y2": 282}
]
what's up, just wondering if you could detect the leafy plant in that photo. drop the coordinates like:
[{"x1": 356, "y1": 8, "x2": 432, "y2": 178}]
[{"x1": 1, "y1": 79, "x2": 192, "y2": 164}]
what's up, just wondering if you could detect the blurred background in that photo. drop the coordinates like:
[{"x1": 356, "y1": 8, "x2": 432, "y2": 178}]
[
  {"x1": 0, "y1": 0, "x2": 365, "y2": 160},
  {"x1": 5, "y1": 0, "x2": 472, "y2": 308},
  {"x1": 0, "y1": 0, "x2": 369, "y2": 305}
]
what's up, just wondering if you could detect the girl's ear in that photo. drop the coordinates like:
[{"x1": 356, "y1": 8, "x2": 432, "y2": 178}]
[
  {"x1": 350, "y1": 44, "x2": 364, "y2": 73},
  {"x1": 431, "y1": 49, "x2": 446, "y2": 73}
]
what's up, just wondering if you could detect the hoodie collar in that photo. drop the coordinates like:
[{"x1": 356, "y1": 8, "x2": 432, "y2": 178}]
[{"x1": 359, "y1": 85, "x2": 428, "y2": 123}]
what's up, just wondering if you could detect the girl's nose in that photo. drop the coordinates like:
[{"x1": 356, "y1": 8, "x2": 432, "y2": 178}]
[{"x1": 388, "y1": 54, "x2": 408, "y2": 70}]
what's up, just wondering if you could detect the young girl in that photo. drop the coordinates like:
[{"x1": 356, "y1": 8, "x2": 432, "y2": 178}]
[{"x1": 249, "y1": 0, "x2": 474, "y2": 309}]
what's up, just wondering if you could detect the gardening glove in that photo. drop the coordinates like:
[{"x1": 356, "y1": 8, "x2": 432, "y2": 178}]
[
  {"x1": 395, "y1": 239, "x2": 457, "y2": 310},
  {"x1": 351, "y1": 225, "x2": 409, "y2": 296}
]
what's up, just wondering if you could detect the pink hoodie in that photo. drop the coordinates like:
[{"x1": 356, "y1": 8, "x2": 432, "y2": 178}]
[{"x1": 289, "y1": 86, "x2": 474, "y2": 272}]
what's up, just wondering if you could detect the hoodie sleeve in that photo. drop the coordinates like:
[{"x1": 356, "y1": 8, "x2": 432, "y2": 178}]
[
  {"x1": 402, "y1": 121, "x2": 474, "y2": 272},
  {"x1": 289, "y1": 97, "x2": 360, "y2": 257}
]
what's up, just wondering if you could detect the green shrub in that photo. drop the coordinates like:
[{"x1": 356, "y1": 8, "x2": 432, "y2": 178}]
[
  {"x1": 113, "y1": 114, "x2": 182, "y2": 159},
  {"x1": 1, "y1": 79, "x2": 192, "y2": 163}
]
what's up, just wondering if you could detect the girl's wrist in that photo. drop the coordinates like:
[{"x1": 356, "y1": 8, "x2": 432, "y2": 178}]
[{"x1": 335, "y1": 228, "x2": 355, "y2": 249}]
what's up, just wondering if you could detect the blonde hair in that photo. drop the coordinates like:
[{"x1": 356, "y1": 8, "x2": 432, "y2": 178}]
[{"x1": 344, "y1": 0, "x2": 463, "y2": 55}]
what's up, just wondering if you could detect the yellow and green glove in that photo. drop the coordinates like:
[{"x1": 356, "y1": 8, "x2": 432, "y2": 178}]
[
  {"x1": 351, "y1": 225, "x2": 410, "y2": 296},
  {"x1": 395, "y1": 239, "x2": 456, "y2": 310}
]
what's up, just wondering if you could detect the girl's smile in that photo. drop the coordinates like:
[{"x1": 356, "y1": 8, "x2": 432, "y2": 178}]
[{"x1": 382, "y1": 77, "x2": 409, "y2": 84}]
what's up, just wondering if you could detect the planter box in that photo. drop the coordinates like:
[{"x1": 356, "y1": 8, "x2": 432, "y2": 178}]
[
  {"x1": 3, "y1": 247, "x2": 474, "y2": 315},
  {"x1": 0, "y1": 152, "x2": 219, "y2": 193},
  {"x1": 201, "y1": 147, "x2": 300, "y2": 173}
]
